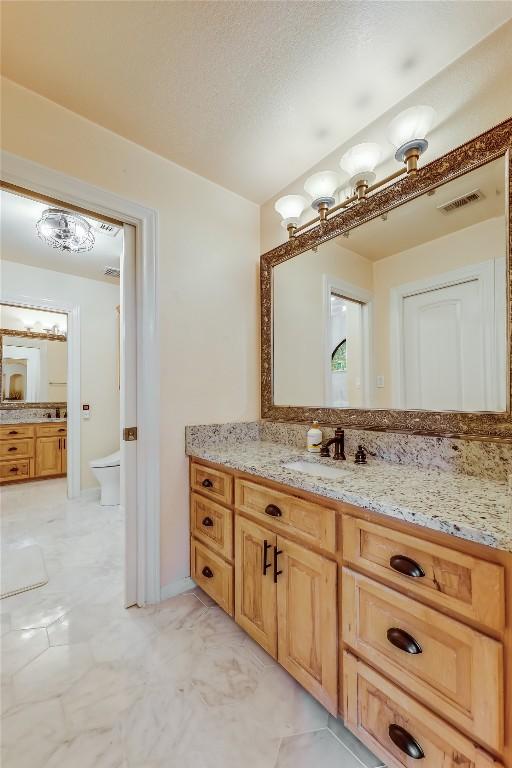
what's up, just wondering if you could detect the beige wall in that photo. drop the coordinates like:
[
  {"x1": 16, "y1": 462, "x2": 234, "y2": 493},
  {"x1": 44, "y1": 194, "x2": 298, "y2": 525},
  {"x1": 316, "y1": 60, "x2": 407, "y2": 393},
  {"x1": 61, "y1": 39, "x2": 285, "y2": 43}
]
[
  {"x1": 1, "y1": 260, "x2": 120, "y2": 487},
  {"x1": 273, "y1": 238, "x2": 371, "y2": 406},
  {"x1": 1, "y1": 77, "x2": 260, "y2": 591}
]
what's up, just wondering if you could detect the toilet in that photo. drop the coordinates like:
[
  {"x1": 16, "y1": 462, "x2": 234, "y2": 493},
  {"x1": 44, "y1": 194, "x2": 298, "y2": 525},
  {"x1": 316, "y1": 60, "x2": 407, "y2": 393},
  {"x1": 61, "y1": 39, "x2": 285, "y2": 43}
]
[{"x1": 90, "y1": 450, "x2": 120, "y2": 506}]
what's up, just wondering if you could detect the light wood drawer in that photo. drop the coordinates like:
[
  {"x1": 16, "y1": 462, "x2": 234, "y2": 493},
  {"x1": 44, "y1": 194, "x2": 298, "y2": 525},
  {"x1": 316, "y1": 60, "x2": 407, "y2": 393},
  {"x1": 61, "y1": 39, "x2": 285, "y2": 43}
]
[
  {"x1": 342, "y1": 568, "x2": 503, "y2": 752},
  {"x1": 343, "y1": 652, "x2": 503, "y2": 768},
  {"x1": 235, "y1": 478, "x2": 336, "y2": 554},
  {"x1": 0, "y1": 438, "x2": 34, "y2": 459},
  {"x1": 0, "y1": 424, "x2": 35, "y2": 439},
  {"x1": 342, "y1": 515, "x2": 505, "y2": 632},
  {"x1": 191, "y1": 538, "x2": 233, "y2": 616},
  {"x1": 191, "y1": 462, "x2": 233, "y2": 505},
  {"x1": 0, "y1": 459, "x2": 31, "y2": 482},
  {"x1": 191, "y1": 492, "x2": 233, "y2": 561},
  {"x1": 35, "y1": 423, "x2": 67, "y2": 438}
]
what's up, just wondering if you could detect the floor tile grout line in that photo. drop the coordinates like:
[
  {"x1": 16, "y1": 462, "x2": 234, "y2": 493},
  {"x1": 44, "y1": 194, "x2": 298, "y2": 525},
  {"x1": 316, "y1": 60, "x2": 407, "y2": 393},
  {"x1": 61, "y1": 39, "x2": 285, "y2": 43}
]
[{"x1": 326, "y1": 723, "x2": 384, "y2": 768}]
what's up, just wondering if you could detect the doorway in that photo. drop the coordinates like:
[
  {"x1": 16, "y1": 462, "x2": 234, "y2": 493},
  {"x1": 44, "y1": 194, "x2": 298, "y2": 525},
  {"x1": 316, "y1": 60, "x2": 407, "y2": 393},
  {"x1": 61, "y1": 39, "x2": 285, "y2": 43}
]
[{"x1": 1, "y1": 152, "x2": 160, "y2": 606}]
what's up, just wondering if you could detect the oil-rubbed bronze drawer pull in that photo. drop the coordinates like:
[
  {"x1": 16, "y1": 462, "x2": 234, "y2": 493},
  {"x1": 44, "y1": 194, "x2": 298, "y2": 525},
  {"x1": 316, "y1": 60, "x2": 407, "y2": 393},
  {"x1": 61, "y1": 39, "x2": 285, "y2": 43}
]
[
  {"x1": 8, "y1": 430, "x2": 19, "y2": 435},
  {"x1": 390, "y1": 555, "x2": 425, "y2": 578},
  {"x1": 8, "y1": 446, "x2": 17, "y2": 452},
  {"x1": 388, "y1": 724, "x2": 424, "y2": 759},
  {"x1": 202, "y1": 516, "x2": 213, "y2": 527},
  {"x1": 387, "y1": 627, "x2": 422, "y2": 655},
  {"x1": 9, "y1": 466, "x2": 19, "y2": 473},
  {"x1": 202, "y1": 566, "x2": 213, "y2": 578},
  {"x1": 202, "y1": 478, "x2": 213, "y2": 488},
  {"x1": 58, "y1": 428, "x2": 66, "y2": 433},
  {"x1": 265, "y1": 504, "x2": 282, "y2": 518}
]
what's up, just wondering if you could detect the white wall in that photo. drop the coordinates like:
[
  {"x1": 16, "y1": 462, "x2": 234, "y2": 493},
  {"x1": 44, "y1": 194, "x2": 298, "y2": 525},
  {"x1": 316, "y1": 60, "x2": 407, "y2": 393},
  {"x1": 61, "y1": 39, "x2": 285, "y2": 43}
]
[
  {"x1": 1, "y1": 261, "x2": 120, "y2": 488},
  {"x1": 0, "y1": 77, "x2": 260, "y2": 591}
]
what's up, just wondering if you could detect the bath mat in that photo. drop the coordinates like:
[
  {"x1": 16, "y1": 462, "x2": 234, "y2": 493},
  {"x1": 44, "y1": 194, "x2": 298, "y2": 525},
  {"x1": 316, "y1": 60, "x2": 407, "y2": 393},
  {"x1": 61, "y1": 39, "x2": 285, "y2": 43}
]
[{"x1": 1, "y1": 545, "x2": 48, "y2": 599}]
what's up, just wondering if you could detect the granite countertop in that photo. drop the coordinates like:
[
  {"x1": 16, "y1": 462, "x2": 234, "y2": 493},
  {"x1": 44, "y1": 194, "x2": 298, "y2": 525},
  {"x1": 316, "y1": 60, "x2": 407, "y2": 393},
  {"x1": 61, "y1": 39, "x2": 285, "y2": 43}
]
[
  {"x1": 1, "y1": 418, "x2": 67, "y2": 424},
  {"x1": 187, "y1": 439, "x2": 512, "y2": 552}
]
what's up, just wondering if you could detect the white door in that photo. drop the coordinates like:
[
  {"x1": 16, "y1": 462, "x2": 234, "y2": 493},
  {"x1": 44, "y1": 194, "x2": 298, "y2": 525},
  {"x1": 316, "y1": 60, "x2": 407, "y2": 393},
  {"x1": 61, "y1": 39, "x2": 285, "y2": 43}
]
[
  {"x1": 402, "y1": 279, "x2": 485, "y2": 411},
  {"x1": 121, "y1": 224, "x2": 138, "y2": 607}
]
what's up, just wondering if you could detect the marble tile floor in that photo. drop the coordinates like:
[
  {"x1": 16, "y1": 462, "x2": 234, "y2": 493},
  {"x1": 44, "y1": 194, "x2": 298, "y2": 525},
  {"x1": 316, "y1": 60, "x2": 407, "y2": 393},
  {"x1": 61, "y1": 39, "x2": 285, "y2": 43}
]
[{"x1": 0, "y1": 478, "x2": 384, "y2": 768}]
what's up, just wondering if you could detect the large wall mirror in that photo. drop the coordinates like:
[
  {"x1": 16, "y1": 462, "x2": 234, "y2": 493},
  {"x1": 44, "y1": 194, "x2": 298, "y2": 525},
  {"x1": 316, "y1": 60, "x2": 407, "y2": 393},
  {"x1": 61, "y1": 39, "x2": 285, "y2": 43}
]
[
  {"x1": 0, "y1": 303, "x2": 67, "y2": 408},
  {"x1": 262, "y1": 120, "x2": 511, "y2": 437}
]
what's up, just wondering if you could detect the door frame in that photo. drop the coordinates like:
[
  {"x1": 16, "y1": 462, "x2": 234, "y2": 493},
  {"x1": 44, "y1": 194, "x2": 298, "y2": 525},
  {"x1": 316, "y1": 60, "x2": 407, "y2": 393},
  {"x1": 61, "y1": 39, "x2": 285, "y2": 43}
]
[
  {"x1": 1, "y1": 150, "x2": 161, "y2": 606},
  {"x1": 390, "y1": 260, "x2": 497, "y2": 410},
  {"x1": 322, "y1": 274, "x2": 373, "y2": 408}
]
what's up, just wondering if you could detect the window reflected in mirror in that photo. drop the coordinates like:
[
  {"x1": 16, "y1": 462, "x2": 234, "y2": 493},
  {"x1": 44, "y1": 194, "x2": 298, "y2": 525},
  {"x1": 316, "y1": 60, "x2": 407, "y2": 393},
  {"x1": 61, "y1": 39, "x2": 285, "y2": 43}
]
[{"x1": 273, "y1": 156, "x2": 507, "y2": 413}]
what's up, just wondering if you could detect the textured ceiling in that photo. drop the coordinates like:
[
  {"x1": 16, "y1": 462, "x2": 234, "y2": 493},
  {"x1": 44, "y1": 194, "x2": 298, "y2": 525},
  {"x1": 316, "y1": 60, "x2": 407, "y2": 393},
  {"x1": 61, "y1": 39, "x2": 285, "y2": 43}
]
[{"x1": 1, "y1": 1, "x2": 511, "y2": 203}]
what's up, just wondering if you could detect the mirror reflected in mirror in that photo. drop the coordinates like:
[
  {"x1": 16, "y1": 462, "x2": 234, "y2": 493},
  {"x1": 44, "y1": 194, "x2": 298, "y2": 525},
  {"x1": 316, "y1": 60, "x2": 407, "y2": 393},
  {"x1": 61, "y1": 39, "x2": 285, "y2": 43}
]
[
  {"x1": 273, "y1": 156, "x2": 507, "y2": 413},
  {"x1": 0, "y1": 304, "x2": 67, "y2": 405}
]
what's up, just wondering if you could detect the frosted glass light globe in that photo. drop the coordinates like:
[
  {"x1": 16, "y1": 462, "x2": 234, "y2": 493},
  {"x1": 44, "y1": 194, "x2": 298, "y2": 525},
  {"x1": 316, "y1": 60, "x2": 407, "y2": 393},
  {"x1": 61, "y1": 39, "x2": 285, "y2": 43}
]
[
  {"x1": 304, "y1": 171, "x2": 340, "y2": 204},
  {"x1": 388, "y1": 105, "x2": 436, "y2": 159},
  {"x1": 274, "y1": 195, "x2": 308, "y2": 228},
  {"x1": 339, "y1": 143, "x2": 382, "y2": 185}
]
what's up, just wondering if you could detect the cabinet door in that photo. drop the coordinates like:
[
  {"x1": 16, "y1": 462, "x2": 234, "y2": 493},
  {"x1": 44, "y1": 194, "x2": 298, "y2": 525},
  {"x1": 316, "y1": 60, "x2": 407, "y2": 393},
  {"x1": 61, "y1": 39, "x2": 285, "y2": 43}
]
[
  {"x1": 277, "y1": 537, "x2": 338, "y2": 715},
  {"x1": 36, "y1": 436, "x2": 62, "y2": 476},
  {"x1": 235, "y1": 515, "x2": 277, "y2": 658},
  {"x1": 60, "y1": 437, "x2": 67, "y2": 474}
]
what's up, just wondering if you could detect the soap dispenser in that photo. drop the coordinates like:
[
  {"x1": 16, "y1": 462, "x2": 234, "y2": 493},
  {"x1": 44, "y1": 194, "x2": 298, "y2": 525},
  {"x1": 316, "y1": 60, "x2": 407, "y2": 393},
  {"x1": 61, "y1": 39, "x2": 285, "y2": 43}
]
[{"x1": 307, "y1": 421, "x2": 322, "y2": 453}]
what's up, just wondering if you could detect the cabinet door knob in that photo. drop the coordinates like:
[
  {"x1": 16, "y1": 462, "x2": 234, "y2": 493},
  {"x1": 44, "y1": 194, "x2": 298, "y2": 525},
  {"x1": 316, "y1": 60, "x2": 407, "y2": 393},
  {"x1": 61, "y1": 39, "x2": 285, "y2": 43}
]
[
  {"x1": 390, "y1": 555, "x2": 425, "y2": 578},
  {"x1": 202, "y1": 516, "x2": 213, "y2": 527},
  {"x1": 202, "y1": 478, "x2": 213, "y2": 488},
  {"x1": 387, "y1": 627, "x2": 422, "y2": 655},
  {"x1": 202, "y1": 566, "x2": 213, "y2": 578},
  {"x1": 388, "y1": 724, "x2": 424, "y2": 759},
  {"x1": 265, "y1": 504, "x2": 282, "y2": 518},
  {"x1": 8, "y1": 446, "x2": 17, "y2": 452}
]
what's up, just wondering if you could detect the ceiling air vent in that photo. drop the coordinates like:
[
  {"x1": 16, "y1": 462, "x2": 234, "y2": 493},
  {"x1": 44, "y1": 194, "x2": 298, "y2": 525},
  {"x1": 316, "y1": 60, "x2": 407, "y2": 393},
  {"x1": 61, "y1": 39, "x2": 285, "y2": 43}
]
[
  {"x1": 437, "y1": 188, "x2": 484, "y2": 214},
  {"x1": 104, "y1": 266, "x2": 120, "y2": 279},
  {"x1": 92, "y1": 221, "x2": 122, "y2": 237}
]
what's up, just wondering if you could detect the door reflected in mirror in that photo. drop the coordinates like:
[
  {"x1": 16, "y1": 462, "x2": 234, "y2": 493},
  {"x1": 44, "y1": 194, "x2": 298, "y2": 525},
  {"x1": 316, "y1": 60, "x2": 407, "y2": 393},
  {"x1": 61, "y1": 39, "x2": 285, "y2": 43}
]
[{"x1": 273, "y1": 156, "x2": 507, "y2": 412}]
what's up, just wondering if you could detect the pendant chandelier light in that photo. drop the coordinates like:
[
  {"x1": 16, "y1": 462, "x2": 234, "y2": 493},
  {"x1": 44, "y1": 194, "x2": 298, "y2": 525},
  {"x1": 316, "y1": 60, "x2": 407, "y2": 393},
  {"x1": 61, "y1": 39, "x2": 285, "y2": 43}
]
[
  {"x1": 275, "y1": 105, "x2": 436, "y2": 239},
  {"x1": 36, "y1": 208, "x2": 95, "y2": 253}
]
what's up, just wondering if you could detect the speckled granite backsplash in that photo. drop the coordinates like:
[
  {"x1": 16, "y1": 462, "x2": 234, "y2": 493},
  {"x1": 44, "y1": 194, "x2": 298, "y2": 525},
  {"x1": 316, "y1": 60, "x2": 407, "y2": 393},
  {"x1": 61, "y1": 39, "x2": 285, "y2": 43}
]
[
  {"x1": 0, "y1": 407, "x2": 64, "y2": 423},
  {"x1": 185, "y1": 420, "x2": 511, "y2": 482}
]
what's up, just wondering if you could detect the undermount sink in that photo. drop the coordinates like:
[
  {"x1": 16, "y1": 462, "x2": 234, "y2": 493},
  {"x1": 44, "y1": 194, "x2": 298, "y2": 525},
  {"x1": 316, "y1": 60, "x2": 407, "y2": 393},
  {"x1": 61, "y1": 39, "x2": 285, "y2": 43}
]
[{"x1": 282, "y1": 460, "x2": 348, "y2": 480}]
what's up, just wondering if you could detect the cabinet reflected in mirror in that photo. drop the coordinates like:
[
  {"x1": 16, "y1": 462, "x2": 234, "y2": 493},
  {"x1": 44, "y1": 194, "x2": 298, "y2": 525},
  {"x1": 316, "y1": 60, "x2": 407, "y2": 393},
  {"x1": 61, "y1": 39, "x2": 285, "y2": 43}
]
[{"x1": 273, "y1": 156, "x2": 507, "y2": 413}]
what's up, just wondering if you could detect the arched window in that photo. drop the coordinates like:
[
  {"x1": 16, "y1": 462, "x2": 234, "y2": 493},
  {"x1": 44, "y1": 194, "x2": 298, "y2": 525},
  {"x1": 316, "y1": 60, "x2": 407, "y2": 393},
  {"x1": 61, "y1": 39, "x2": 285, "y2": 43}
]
[{"x1": 331, "y1": 339, "x2": 347, "y2": 372}]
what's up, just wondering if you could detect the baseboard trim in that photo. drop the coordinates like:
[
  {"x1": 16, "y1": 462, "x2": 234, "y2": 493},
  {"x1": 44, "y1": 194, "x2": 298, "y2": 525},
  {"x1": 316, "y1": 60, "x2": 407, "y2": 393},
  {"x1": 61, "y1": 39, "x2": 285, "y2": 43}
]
[{"x1": 160, "y1": 576, "x2": 196, "y2": 601}]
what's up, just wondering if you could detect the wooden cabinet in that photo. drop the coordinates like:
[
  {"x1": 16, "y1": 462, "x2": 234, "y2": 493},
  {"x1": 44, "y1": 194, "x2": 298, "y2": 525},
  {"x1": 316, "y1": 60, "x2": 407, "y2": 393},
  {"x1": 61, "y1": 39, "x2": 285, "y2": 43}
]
[
  {"x1": 235, "y1": 515, "x2": 278, "y2": 657},
  {"x1": 343, "y1": 652, "x2": 504, "y2": 768},
  {"x1": 190, "y1": 458, "x2": 510, "y2": 767},
  {"x1": 235, "y1": 478, "x2": 337, "y2": 554},
  {"x1": 234, "y1": 514, "x2": 337, "y2": 713},
  {"x1": 191, "y1": 538, "x2": 233, "y2": 616},
  {"x1": 35, "y1": 436, "x2": 63, "y2": 476},
  {"x1": 343, "y1": 515, "x2": 505, "y2": 632},
  {"x1": 277, "y1": 537, "x2": 337, "y2": 714},
  {"x1": 343, "y1": 568, "x2": 503, "y2": 751},
  {"x1": 0, "y1": 422, "x2": 67, "y2": 483}
]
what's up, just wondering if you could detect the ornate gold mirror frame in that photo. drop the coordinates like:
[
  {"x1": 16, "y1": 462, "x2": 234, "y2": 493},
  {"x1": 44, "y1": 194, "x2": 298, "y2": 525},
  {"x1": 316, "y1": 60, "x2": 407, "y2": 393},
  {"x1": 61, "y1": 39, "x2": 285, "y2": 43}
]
[
  {"x1": 0, "y1": 328, "x2": 67, "y2": 410},
  {"x1": 261, "y1": 118, "x2": 512, "y2": 438}
]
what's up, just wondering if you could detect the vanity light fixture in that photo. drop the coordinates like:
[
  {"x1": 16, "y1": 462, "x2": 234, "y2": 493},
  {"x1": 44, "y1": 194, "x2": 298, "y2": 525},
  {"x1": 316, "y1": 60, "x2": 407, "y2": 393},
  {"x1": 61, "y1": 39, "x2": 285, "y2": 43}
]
[
  {"x1": 388, "y1": 105, "x2": 436, "y2": 173},
  {"x1": 303, "y1": 171, "x2": 340, "y2": 220},
  {"x1": 36, "y1": 208, "x2": 95, "y2": 253},
  {"x1": 273, "y1": 195, "x2": 308, "y2": 237},
  {"x1": 339, "y1": 142, "x2": 382, "y2": 200},
  {"x1": 274, "y1": 104, "x2": 436, "y2": 239}
]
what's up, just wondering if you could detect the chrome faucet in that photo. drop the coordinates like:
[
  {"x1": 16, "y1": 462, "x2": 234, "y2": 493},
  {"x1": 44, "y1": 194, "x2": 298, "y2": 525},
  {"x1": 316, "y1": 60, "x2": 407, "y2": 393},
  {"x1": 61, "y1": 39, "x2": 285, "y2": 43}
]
[{"x1": 320, "y1": 427, "x2": 346, "y2": 460}]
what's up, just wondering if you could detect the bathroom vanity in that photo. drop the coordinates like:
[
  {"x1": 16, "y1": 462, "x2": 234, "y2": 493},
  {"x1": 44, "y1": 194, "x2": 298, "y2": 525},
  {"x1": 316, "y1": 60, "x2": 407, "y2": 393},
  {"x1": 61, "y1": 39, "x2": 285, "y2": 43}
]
[
  {"x1": 0, "y1": 420, "x2": 67, "y2": 483},
  {"x1": 187, "y1": 434, "x2": 511, "y2": 768}
]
